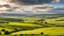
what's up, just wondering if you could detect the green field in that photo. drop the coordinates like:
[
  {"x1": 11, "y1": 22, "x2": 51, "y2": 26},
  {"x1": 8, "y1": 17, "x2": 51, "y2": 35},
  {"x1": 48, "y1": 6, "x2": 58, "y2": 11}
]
[{"x1": 0, "y1": 15, "x2": 64, "y2": 36}]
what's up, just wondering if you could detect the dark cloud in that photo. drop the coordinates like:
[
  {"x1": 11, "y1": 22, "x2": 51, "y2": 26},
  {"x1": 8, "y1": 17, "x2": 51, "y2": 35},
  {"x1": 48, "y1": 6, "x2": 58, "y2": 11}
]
[
  {"x1": 3, "y1": 4, "x2": 11, "y2": 8},
  {"x1": 0, "y1": 4, "x2": 11, "y2": 8},
  {"x1": 6, "y1": 0, "x2": 53, "y2": 5}
]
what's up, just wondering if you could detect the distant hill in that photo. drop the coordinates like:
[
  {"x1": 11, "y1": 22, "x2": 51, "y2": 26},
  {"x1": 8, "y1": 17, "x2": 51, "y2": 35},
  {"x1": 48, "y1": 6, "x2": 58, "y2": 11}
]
[
  {"x1": 0, "y1": 13, "x2": 36, "y2": 16},
  {"x1": 0, "y1": 13, "x2": 64, "y2": 17}
]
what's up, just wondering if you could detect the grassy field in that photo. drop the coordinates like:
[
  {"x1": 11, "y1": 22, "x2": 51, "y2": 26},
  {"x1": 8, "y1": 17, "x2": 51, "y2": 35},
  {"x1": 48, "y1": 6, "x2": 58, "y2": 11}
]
[{"x1": 0, "y1": 15, "x2": 64, "y2": 36}]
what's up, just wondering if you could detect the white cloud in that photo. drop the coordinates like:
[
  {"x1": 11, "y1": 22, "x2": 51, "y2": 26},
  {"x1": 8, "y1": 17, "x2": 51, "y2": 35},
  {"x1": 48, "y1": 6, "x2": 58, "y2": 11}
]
[
  {"x1": 0, "y1": 0, "x2": 8, "y2": 5},
  {"x1": 0, "y1": 0, "x2": 64, "y2": 14}
]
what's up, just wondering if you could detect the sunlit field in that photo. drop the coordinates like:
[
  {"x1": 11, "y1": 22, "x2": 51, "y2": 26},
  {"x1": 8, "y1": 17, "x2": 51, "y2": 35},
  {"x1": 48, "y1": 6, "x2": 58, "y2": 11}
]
[{"x1": 0, "y1": 14, "x2": 64, "y2": 36}]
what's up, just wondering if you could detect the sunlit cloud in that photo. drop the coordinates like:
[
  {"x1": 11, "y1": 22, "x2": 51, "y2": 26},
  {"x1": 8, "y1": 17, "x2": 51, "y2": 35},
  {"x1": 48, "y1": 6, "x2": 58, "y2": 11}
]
[
  {"x1": 0, "y1": 0, "x2": 8, "y2": 5},
  {"x1": 52, "y1": 0, "x2": 60, "y2": 2},
  {"x1": 0, "y1": 0, "x2": 64, "y2": 14}
]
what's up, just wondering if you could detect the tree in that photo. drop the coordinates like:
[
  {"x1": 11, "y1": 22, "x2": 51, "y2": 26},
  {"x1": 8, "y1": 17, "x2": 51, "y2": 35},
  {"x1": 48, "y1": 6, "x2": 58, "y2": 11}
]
[
  {"x1": 18, "y1": 19, "x2": 24, "y2": 22},
  {"x1": 4, "y1": 31, "x2": 10, "y2": 35},
  {"x1": 7, "y1": 22, "x2": 9, "y2": 24},
  {"x1": 36, "y1": 19, "x2": 45, "y2": 24},
  {"x1": 1, "y1": 29, "x2": 5, "y2": 32},
  {"x1": 0, "y1": 32, "x2": 1, "y2": 35},
  {"x1": 41, "y1": 32, "x2": 44, "y2": 35},
  {"x1": 45, "y1": 21, "x2": 47, "y2": 24}
]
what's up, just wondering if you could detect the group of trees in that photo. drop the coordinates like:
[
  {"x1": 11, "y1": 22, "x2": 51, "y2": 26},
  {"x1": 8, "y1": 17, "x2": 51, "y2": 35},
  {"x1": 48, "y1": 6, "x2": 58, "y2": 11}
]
[
  {"x1": 0, "y1": 28, "x2": 44, "y2": 35},
  {"x1": 33, "y1": 19, "x2": 48, "y2": 24},
  {"x1": 0, "y1": 22, "x2": 9, "y2": 24},
  {"x1": 0, "y1": 28, "x2": 20, "y2": 35},
  {"x1": 0, "y1": 29, "x2": 10, "y2": 35}
]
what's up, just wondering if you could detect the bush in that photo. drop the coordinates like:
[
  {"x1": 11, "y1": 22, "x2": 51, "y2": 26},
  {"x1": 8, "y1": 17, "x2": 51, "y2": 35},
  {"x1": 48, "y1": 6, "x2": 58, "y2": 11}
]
[
  {"x1": 1, "y1": 29, "x2": 5, "y2": 32},
  {"x1": 41, "y1": 32, "x2": 44, "y2": 35},
  {"x1": 4, "y1": 31, "x2": 10, "y2": 35}
]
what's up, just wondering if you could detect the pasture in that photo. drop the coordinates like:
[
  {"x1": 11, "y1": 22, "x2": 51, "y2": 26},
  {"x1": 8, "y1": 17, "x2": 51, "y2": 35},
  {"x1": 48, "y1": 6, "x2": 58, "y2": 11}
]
[{"x1": 0, "y1": 15, "x2": 64, "y2": 36}]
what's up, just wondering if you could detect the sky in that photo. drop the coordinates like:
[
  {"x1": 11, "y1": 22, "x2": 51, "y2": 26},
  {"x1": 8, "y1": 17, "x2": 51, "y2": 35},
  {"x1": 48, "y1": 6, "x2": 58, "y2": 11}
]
[
  {"x1": 0, "y1": 0, "x2": 8, "y2": 5},
  {"x1": 0, "y1": 0, "x2": 64, "y2": 14},
  {"x1": 0, "y1": 0, "x2": 64, "y2": 7},
  {"x1": 50, "y1": 0, "x2": 64, "y2": 7}
]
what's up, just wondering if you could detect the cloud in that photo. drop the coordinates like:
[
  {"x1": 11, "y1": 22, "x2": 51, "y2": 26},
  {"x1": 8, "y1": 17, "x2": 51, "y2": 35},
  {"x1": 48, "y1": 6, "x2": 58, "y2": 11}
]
[
  {"x1": 0, "y1": 0, "x2": 8, "y2": 5},
  {"x1": 0, "y1": 0, "x2": 64, "y2": 14},
  {"x1": 5, "y1": 0, "x2": 53, "y2": 5},
  {"x1": 52, "y1": 0, "x2": 60, "y2": 2},
  {"x1": 3, "y1": 4, "x2": 11, "y2": 8}
]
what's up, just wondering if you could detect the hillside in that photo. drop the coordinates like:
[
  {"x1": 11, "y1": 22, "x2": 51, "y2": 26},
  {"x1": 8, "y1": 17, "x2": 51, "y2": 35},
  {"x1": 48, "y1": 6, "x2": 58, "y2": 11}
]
[{"x1": 0, "y1": 14, "x2": 64, "y2": 36}]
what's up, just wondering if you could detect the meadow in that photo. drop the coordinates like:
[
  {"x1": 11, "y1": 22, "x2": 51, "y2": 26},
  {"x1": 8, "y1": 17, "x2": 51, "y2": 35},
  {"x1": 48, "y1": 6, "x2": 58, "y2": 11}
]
[{"x1": 0, "y1": 14, "x2": 64, "y2": 36}]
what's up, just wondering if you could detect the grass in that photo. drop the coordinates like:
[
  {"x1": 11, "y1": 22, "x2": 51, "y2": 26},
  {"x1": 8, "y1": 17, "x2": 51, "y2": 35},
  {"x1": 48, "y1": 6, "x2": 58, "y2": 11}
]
[
  {"x1": 0, "y1": 34, "x2": 49, "y2": 36},
  {"x1": 9, "y1": 22, "x2": 41, "y2": 27},
  {"x1": 0, "y1": 16, "x2": 64, "y2": 36},
  {"x1": 11, "y1": 27, "x2": 64, "y2": 35}
]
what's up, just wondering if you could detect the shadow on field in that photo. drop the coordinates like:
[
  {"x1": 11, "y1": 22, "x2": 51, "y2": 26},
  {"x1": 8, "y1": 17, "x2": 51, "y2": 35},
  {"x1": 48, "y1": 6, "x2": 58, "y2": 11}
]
[{"x1": 0, "y1": 18, "x2": 24, "y2": 22}]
